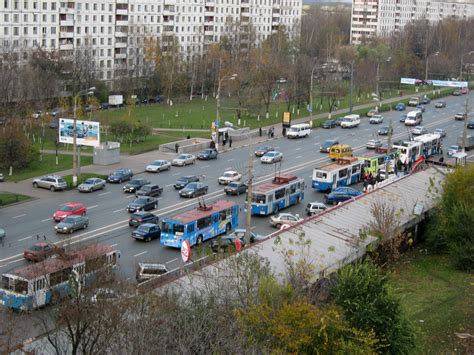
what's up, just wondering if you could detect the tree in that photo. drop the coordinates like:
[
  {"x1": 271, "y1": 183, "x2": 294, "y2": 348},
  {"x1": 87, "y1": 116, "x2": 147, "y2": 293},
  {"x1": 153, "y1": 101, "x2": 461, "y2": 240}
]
[{"x1": 331, "y1": 260, "x2": 416, "y2": 354}]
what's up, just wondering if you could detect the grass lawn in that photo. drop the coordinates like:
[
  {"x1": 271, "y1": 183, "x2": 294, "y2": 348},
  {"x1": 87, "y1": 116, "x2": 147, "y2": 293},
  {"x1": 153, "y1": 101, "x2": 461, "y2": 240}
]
[
  {"x1": 388, "y1": 248, "x2": 474, "y2": 353},
  {"x1": 0, "y1": 154, "x2": 93, "y2": 183},
  {"x1": 0, "y1": 192, "x2": 31, "y2": 207}
]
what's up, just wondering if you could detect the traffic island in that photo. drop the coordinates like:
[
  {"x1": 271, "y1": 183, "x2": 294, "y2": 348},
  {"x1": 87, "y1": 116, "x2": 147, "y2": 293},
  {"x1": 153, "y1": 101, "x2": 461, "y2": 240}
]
[{"x1": 0, "y1": 192, "x2": 31, "y2": 208}]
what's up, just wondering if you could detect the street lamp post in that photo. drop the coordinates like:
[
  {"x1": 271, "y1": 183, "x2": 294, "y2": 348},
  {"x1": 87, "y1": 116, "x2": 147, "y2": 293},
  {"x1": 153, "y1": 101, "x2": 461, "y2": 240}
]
[
  {"x1": 376, "y1": 57, "x2": 391, "y2": 108},
  {"x1": 349, "y1": 60, "x2": 354, "y2": 114},
  {"x1": 309, "y1": 63, "x2": 318, "y2": 116},
  {"x1": 425, "y1": 51, "x2": 439, "y2": 82},
  {"x1": 244, "y1": 133, "x2": 253, "y2": 245},
  {"x1": 215, "y1": 73, "x2": 237, "y2": 152},
  {"x1": 460, "y1": 51, "x2": 474, "y2": 80}
]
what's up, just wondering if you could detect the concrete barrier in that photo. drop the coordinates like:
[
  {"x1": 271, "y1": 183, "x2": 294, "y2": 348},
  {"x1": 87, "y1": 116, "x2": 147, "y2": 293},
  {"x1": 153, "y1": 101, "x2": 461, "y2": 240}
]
[
  {"x1": 159, "y1": 138, "x2": 212, "y2": 154},
  {"x1": 227, "y1": 127, "x2": 268, "y2": 141}
]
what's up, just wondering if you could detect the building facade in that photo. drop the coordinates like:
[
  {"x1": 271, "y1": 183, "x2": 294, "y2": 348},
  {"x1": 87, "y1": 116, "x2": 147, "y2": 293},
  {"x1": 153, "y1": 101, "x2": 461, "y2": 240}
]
[
  {"x1": 351, "y1": 0, "x2": 474, "y2": 44},
  {"x1": 0, "y1": 0, "x2": 302, "y2": 84}
]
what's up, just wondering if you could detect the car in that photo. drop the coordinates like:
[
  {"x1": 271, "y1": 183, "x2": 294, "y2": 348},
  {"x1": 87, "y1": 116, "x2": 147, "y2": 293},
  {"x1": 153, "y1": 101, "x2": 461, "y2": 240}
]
[
  {"x1": 32, "y1": 175, "x2": 67, "y2": 191},
  {"x1": 172, "y1": 154, "x2": 196, "y2": 166},
  {"x1": 254, "y1": 146, "x2": 274, "y2": 157},
  {"x1": 0, "y1": 227, "x2": 5, "y2": 245},
  {"x1": 366, "y1": 109, "x2": 378, "y2": 117},
  {"x1": 452, "y1": 90, "x2": 461, "y2": 96},
  {"x1": 420, "y1": 97, "x2": 431, "y2": 104},
  {"x1": 218, "y1": 170, "x2": 242, "y2": 185},
  {"x1": 55, "y1": 215, "x2": 89, "y2": 234},
  {"x1": 468, "y1": 119, "x2": 474, "y2": 129},
  {"x1": 394, "y1": 103, "x2": 406, "y2": 111},
  {"x1": 333, "y1": 186, "x2": 363, "y2": 197},
  {"x1": 99, "y1": 102, "x2": 109, "y2": 110},
  {"x1": 447, "y1": 145, "x2": 462, "y2": 157},
  {"x1": 179, "y1": 182, "x2": 208, "y2": 198},
  {"x1": 174, "y1": 175, "x2": 200, "y2": 189},
  {"x1": 136, "y1": 184, "x2": 163, "y2": 197},
  {"x1": 411, "y1": 126, "x2": 428, "y2": 135},
  {"x1": 49, "y1": 107, "x2": 63, "y2": 117},
  {"x1": 224, "y1": 181, "x2": 247, "y2": 196},
  {"x1": 145, "y1": 160, "x2": 171, "y2": 173},
  {"x1": 123, "y1": 178, "x2": 150, "y2": 193},
  {"x1": 23, "y1": 242, "x2": 56, "y2": 262},
  {"x1": 320, "y1": 139, "x2": 339, "y2": 153},
  {"x1": 435, "y1": 101, "x2": 446, "y2": 108},
  {"x1": 321, "y1": 119, "x2": 336, "y2": 129},
  {"x1": 369, "y1": 114, "x2": 384, "y2": 124},
  {"x1": 400, "y1": 113, "x2": 408, "y2": 123},
  {"x1": 131, "y1": 223, "x2": 161, "y2": 242},
  {"x1": 306, "y1": 202, "x2": 328, "y2": 216},
  {"x1": 107, "y1": 168, "x2": 134, "y2": 183},
  {"x1": 84, "y1": 104, "x2": 94, "y2": 113},
  {"x1": 32, "y1": 110, "x2": 43, "y2": 119},
  {"x1": 210, "y1": 230, "x2": 265, "y2": 253},
  {"x1": 433, "y1": 128, "x2": 447, "y2": 138},
  {"x1": 49, "y1": 119, "x2": 59, "y2": 129},
  {"x1": 197, "y1": 148, "x2": 218, "y2": 160},
  {"x1": 127, "y1": 197, "x2": 158, "y2": 213},
  {"x1": 53, "y1": 202, "x2": 86, "y2": 222},
  {"x1": 270, "y1": 213, "x2": 302, "y2": 229},
  {"x1": 460, "y1": 87, "x2": 469, "y2": 95},
  {"x1": 129, "y1": 212, "x2": 159, "y2": 227},
  {"x1": 455, "y1": 112, "x2": 467, "y2": 120},
  {"x1": 335, "y1": 117, "x2": 345, "y2": 126},
  {"x1": 78, "y1": 178, "x2": 106, "y2": 192},
  {"x1": 324, "y1": 191, "x2": 356, "y2": 205},
  {"x1": 416, "y1": 105, "x2": 426, "y2": 112},
  {"x1": 0, "y1": 173, "x2": 3, "y2": 182},
  {"x1": 366, "y1": 139, "x2": 383, "y2": 149},
  {"x1": 261, "y1": 151, "x2": 283, "y2": 164},
  {"x1": 377, "y1": 126, "x2": 393, "y2": 136}
]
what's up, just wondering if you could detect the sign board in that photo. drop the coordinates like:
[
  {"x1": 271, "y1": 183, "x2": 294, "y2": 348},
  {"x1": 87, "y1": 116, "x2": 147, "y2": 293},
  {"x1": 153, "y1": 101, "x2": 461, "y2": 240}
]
[
  {"x1": 282, "y1": 111, "x2": 291, "y2": 127},
  {"x1": 58, "y1": 118, "x2": 100, "y2": 147},
  {"x1": 431, "y1": 80, "x2": 468, "y2": 88},
  {"x1": 400, "y1": 78, "x2": 417, "y2": 85},
  {"x1": 181, "y1": 240, "x2": 191, "y2": 263}
]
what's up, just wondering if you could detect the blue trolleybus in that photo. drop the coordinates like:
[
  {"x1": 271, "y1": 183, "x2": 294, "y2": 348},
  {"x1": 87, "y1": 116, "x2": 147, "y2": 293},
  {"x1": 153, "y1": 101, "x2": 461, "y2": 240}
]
[
  {"x1": 251, "y1": 175, "x2": 305, "y2": 216},
  {"x1": 0, "y1": 244, "x2": 119, "y2": 311},
  {"x1": 312, "y1": 157, "x2": 363, "y2": 192},
  {"x1": 161, "y1": 200, "x2": 239, "y2": 248}
]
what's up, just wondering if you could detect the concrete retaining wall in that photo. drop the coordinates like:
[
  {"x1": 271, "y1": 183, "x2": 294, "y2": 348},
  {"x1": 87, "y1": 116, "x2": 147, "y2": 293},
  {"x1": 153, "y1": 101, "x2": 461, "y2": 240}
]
[{"x1": 159, "y1": 138, "x2": 212, "y2": 154}]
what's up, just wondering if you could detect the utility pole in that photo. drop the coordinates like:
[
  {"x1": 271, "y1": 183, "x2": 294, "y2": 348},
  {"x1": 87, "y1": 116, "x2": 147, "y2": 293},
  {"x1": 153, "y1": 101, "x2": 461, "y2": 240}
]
[
  {"x1": 349, "y1": 60, "x2": 354, "y2": 114},
  {"x1": 462, "y1": 96, "x2": 470, "y2": 153},
  {"x1": 245, "y1": 137, "x2": 253, "y2": 245},
  {"x1": 385, "y1": 118, "x2": 393, "y2": 177},
  {"x1": 376, "y1": 62, "x2": 380, "y2": 109}
]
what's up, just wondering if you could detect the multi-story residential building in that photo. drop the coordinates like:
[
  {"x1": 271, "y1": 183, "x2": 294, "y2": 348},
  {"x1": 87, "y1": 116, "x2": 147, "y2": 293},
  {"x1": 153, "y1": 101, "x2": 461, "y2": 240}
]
[
  {"x1": 0, "y1": 0, "x2": 302, "y2": 86},
  {"x1": 350, "y1": 0, "x2": 474, "y2": 45}
]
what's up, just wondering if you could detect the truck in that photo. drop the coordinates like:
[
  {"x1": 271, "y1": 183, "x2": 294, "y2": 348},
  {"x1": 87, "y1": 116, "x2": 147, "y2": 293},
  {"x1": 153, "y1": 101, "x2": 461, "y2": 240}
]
[
  {"x1": 408, "y1": 96, "x2": 420, "y2": 107},
  {"x1": 108, "y1": 95, "x2": 123, "y2": 107},
  {"x1": 457, "y1": 135, "x2": 474, "y2": 151}
]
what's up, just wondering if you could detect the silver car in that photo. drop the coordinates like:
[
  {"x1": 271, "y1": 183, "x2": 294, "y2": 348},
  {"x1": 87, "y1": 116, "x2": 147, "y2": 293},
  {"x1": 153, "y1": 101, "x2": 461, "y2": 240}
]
[
  {"x1": 366, "y1": 139, "x2": 383, "y2": 149},
  {"x1": 32, "y1": 175, "x2": 67, "y2": 191},
  {"x1": 412, "y1": 126, "x2": 427, "y2": 135},
  {"x1": 55, "y1": 215, "x2": 89, "y2": 234},
  {"x1": 369, "y1": 114, "x2": 384, "y2": 124},
  {"x1": 261, "y1": 151, "x2": 283, "y2": 164},
  {"x1": 270, "y1": 213, "x2": 302, "y2": 229},
  {"x1": 78, "y1": 178, "x2": 106, "y2": 192},
  {"x1": 172, "y1": 154, "x2": 196, "y2": 166},
  {"x1": 146, "y1": 160, "x2": 171, "y2": 173}
]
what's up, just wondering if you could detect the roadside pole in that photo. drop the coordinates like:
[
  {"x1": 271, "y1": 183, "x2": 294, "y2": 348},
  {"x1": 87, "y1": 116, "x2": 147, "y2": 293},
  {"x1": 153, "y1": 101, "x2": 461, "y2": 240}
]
[
  {"x1": 462, "y1": 96, "x2": 470, "y2": 153},
  {"x1": 245, "y1": 136, "x2": 253, "y2": 245}
]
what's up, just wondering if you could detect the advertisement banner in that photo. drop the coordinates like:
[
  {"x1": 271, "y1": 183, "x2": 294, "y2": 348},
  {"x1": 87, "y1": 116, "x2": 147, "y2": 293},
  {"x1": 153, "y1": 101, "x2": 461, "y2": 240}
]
[
  {"x1": 431, "y1": 80, "x2": 468, "y2": 88},
  {"x1": 282, "y1": 111, "x2": 291, "y2": 127},
  {"x1": 400, "y1": 78, "x2": 417, "y2": 85},
  {"x1": 58, "y1": 118, "x2": 101, "y2": 147}
]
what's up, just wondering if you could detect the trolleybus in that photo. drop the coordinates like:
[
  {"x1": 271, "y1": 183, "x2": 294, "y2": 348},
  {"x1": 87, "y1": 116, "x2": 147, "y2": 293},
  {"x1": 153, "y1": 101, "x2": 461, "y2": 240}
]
[{"x1": 312, "y1": 157, "x2": 363, "y2": 192}]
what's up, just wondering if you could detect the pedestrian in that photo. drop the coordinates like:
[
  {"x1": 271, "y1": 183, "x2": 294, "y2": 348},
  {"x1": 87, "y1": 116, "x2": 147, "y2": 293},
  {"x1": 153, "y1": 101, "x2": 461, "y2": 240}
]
[
  {"x1": 210, "y1": 141, "x2": 216, "y2": 149},
  {"x1": 259, "y1": 127, "x2": 262, "y2": 137},
  {"x1": 229, "y1": 137, "x2": 232, "y2": 148},
  {"x1": 282, "y1": 127, "x2": 286, "y2": 137},
  {"x1": 268, "y1": 128, "x2": 271, "y2": 138},
  {"x1": 271, "y1": 127, "x2": 274, "y2": 138},
  {"x1": 175, "y1": 143, "x2": 179, "y2": 153},
  {"x1": 223, "y1": 137, "x2": 227, "y2": 146}
]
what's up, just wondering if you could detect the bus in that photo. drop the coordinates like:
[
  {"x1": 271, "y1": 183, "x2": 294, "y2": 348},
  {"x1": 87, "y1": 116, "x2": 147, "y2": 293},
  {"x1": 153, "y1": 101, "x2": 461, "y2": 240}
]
[
  {"x1": 160, "y1": 200, "x2": 239, "y2": 248},
  {"x1": 414, "y1": 133, "x2": 442, "y2": 158},
  {"x1": 392, "y1": 140, "x2": 423, "y2": 165},
  {"x1": 251, "y1": 175, "x2": 305, "y2": 216},
  {"x1": 0, "y1": 244, "x2": 119, "y2": 311},
  {"x1": 357, "y1": 148, "x2": 400, "y2": 175},
  {"x1": 312, "y1": 157, "x2": 363, "y2": 192}
]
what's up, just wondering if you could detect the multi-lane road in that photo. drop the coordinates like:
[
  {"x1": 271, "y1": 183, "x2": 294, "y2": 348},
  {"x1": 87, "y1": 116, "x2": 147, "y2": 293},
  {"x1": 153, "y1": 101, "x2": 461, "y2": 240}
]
[{"x1": 0, "y1": 92, "x2": 472, "y2": 281}]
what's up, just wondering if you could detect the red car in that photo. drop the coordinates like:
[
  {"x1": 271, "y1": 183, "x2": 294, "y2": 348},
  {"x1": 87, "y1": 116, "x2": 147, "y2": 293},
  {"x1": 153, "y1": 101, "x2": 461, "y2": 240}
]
[
  {"x1": 23, "y1": 242, "x2": 55, "y2": 262},
  {"x1": 461, "y1": 87, "x2": 469, "y2": 95},
  {"x1": 53, "y1": 202, "x2": 87, "y2": 221}
]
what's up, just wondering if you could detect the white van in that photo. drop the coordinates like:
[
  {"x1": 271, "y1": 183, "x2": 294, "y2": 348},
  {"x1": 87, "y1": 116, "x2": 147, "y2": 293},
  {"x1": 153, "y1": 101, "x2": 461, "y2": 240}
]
[
  {"x1": 287, "y1": 123, "x2": 311, "y2": 138},
  {"x1": 340, "y1": 114, "x2": 360, "y2": 128},
  {"x1": 405, "y1": 110, "x2": 423, "y2": 126},
  {"x1": 408, "y1": 96, "x2": 420, "y2": 107}
]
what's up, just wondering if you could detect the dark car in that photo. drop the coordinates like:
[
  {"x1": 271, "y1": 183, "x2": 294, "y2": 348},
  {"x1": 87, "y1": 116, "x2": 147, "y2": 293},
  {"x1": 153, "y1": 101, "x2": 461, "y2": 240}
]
[
  {"x1": 320, "y1": 139, "x2": 339, "y2": 153},
  {"x1": 54, "y1": 215, "x2": 89, "y2": 234},
  {"x1": 131, "y1": 223, "x2": 161, "y2": 242},
  {"x1": 108, "y1": 168, "x2": 134, "y2": 183},
  {"x1": 435, "y1": 101, "x2": 446, "y2": 108},
  {"x1": 468, "y1": 119, "x2": 474, "y2": 129},
  {"x1": 254, "y1": 146, "x2": 273, "y2": 157},
  {"x1": 378, "y1": 126, "x2": 393, "y2": 136},
  {"x1": 394, "y1": 103, "x2": 406, "y2": 111},
  {"x1": 400, "y1": 113, "x2": 408, "y2": 123},
  {"x1": 322, "y1": 119, "x2": 336, "y2": 129},
  {"x1": 127, "y1": 197, "x2": 158, "y2": 213},
  {"x1": 136, "y1": 184, "x2": 163, "y2": 197},
  {"x1": 333, "y1": 186, "x2": 362, "y2": 197},
  {"x1": 224, "y1": 182, "x2": 247, "y2": 196},
  {"x1": 49, "y1": 119, "x2": 59, "y2": 129},
  {"x1": 416, "y1": 105, "x2": 425, "y2": 112},
  {"x1": 23, "y1": 242, "x2": 55, "y2": 262},
  {"x1": 335, "y1": 117, "x2": 345, "y2": 126},
  {"x1": 179, "y1": 182, "x2": 208, "y2": 198},
  {"x1": 100, "y1": 102, "x2": 109, "y2": 110},
  {"x1": 324, "y1": 191, "x2": 355, "y2": 205},
  {"x1": 210, "y1": 229, "x2": 264, "y2": 253},
  {"x1": 420, "y1": 97, "x2": 431, "y2": 105},
  {"x1": 197, "y1": 148, "x2": 218, "y2": 160},
  {"x1": 123, "y1": 178, "x2": 150, "y2": 193},
  {"x1": 174, "y1": 175, "x2": 200, "y2": 190},
  {"x1": 129, "y1": 212, "x2": 159, "y2": 227}
]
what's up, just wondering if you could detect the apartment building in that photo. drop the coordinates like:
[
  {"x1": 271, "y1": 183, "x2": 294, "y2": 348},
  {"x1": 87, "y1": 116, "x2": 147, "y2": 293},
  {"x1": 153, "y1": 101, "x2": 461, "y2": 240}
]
[
  {"x1": 0, "y1": 0, "x2": 302, "y2": 85},
  {"x1": 351, "y1": 0, "x2": 474, "y2": 44}
]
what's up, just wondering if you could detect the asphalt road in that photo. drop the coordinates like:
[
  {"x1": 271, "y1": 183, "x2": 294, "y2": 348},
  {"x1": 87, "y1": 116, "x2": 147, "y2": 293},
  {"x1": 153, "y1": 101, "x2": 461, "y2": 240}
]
[{"x1": 0, "y1": 92, "x2": 473, "y2": 282}]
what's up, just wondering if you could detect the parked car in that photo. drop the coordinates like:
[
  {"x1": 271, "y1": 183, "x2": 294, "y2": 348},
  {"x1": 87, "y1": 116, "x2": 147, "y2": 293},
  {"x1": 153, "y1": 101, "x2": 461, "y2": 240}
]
[
  {"x1": 127, "y1": 197, "x2": 158, "y2": 213},
  {"x1": 335, "y1": 117, "x2": 345, "y2": 126},
  {"x1": 107, "y1": 168, "x2": 134, "y2": 183},
  {"x1": 135, "y1": 184, "x2": 163, "y2": 197},
  {"x1": 49, "y1": 119, "x2": 59, "y2": 129},
  {"x1": 179, "y1": 182, "x2": 208, "y2": 198},
  {"x1": 218, "y1": 170, "x2": 242, "y2": 185},
  {"x1": 369, "y1": 114, "x2": 384, "y2": 124},
  {"x1": 53, "y1": 202, "x2": 86, "y2": 221},
  {"x1": 123, "y1": 178, "x2": 150, "y2": 193},
  {"x1": 416, "y1": 105, "x2": 426, "y2": 112},
  {"x1": 468, "y1": 119, "x2": 474, "y2": 129},
  {"x1": 23, "y1": 242, "x2": 55, "y2": 262},
  {"x1": 270, "y1": 213, "x2": 302, "y2": 229},
  {"x1": 0, "y1": 173, "x2": 4, "y2": 182},
  {"x1": 322, "y1": 119, "x2": 336, "y2": 129},
  {"x1": 412, "y1": 126, "x2": 428, "y2": 135},
  {"x1": 455, "y1": 112, "x2": 467, "y2": 120},
  {"x1": 145, "y1": 160, "x2": 171, "y2": 173},
  {"x1": 366, "y1": 109, "x2": 378, "y2": 117},
  {"x1": 447, "y1": 145, "x2": 462, "y2": 157},
  {"x1": 306, "y1": 202, "x2": 328, "y2": 216},
  {"x1": 433, "y1": 128, "x2": 447, "y2": 138},
  {"x1": 400, "y1": 113, "x2": 408, "y2": 123},
  {"x1": 210, "y1": 229, "x2": 264, "y2": 253},
  {"x1": 325, "y1": 191, "x2": 355, "y2": 205},
  {"x1": 420, "y1": 97, "x2": 431, "y2": 104},
  {"x1": 224, "y1": 182, "x2": 247, "y2": 196},
  {"x1": 32, "y1": 110, "x2": 43, "y2": 119},
  {"x1": 78, "y1": 178, "x2": 106, "y2": 192},
  {"x1": 366, "y1": 139, "x2": 383, "y2": 149},
  {"x1": 435, "y1": 101, "x2": 446, "y2": 108},
  {"x1": 32, "y1": 175, "x2": 67, "y2": 191},
  {"x1": 394, "y1": 103, "x2": 406, "y2": 111},
  {"x1": 320, "y1": 139, "x2": 339, "y2": 153},
  {"x1": 174, "y1": 175, "x2": 200, "y2": 189},
  {"x1": 172, "y1": 154, "x2": 196, "y2": 166},
  {"x1": 197, "y1": 148, "x2": 218, "y2": 160},
  {"x1": 129, "y1": 212, "x2": 159, "y2": 227},
  {"x1": 131, "y1": 223, "x2": 161, "y2": 242},
  {"x1": 378, "y1": 126, "x2": 393, "y2": 136},
  {"x1": 49, "y1": 107, "x2": 63, "y2": 117},
  {"x1": 460, "y1": 87, "x2": 469, "y2": 95},
  {"x1": 452, "y1": 90, "x2": 461, "y2": 96},
  {"x1": 55, "y1": 215, "x2": 89, "y2": 234},
  {"x1": 99, "y1": 102, "x2": 109, "y2": 110},
  {"x1": 261, "y1": 151, "x2": 283, "y2": 164},
  {"x1": 254, "y1": 146, "x2": 273, "y2": 157},
  {"x1": 333, "y1": 186, "x2": 363, "y2": 197}
]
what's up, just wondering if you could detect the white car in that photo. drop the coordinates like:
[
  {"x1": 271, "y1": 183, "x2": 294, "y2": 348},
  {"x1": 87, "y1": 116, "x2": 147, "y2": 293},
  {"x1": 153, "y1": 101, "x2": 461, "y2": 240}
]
[
  {"x1": 411, "y1": 126, "x2": 427, "y2": 135},
  {"x1": 146, "y1": 160, "x2": 171, "y2": 173},
  {"x1": 366, "y1": 139, "x2": 383, "y2": 149},
  {"x1": 218, "y1": 170, "x2": 242, "y2": 185},
  {"x1": 270, "y1": 213, "x2": 302, "y2": 229},
  {"x1": 447, "y1": 145, "x2": 462, "y2": 157},
  {"x1": 369, "y1": 114, "x2": 384, "y2": 124},
  {"x1": 306, "y1": 202, "x2": 327, "y2": 216},
  {"x1": 261, "y1": 151, "x2": 283, "y2": 164},
  {"x1": 171, "y1": 154, "x2": 196, "y2": 166}
]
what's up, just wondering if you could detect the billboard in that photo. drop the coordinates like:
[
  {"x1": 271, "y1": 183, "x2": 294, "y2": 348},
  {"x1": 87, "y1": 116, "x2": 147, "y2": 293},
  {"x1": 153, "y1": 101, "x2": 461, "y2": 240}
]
[
  {"x1": 431, "y1": 80, "x2": 468, "y2": 88},
  {"x1": 400, "y1": 77, "x2": 417, "y2": 85},
  {"x1": 58, "y1": 118, "x2": 101, "y2": 147},
  {"x1": 282, "y1": 111, "x2": 291, "y2": 127}
]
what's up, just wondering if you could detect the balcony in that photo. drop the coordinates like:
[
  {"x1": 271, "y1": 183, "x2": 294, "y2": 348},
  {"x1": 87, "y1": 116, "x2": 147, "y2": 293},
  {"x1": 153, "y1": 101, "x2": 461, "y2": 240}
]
[
  {"x1": 59, "y1": 32, "x2": 74, "y2": 38},
  {"x1": 163, "y1": 19, "x2": 174, "y2": 26},
  {"x1": 272, "y1": 12, "x2": 280, "y2": 17},
  {"x1": 116, "y1": 20, "x2": 128, "y2": 26},
  {"x1": 205, "y1": 1, "x2": 215, "y2": 6},
  {"x1": 116, "y1": 0, "x2": 128, "y2": 4},
  {"x1": 204, "y1": 30, "x2": 214, "y2": 36},
  {"x1": 60, "y1": 43, "x2": 74, "y2": 50},
  {"x1": 115, "y1": 31, "x2": 128, "y2": 37},
  {"x1": 272, "y1": 20, "x2": 280, "y2": 26},
  {"x1": 163, "y1": 9, "x2": 175, "y2": 16},
  {"x1": 116, "y1": 9, "x2": 128, "y2": 15},
  {"x1": 115, "y1": 53, "x2": 127, "y2": 59},
  {"x1": 59, "y1": 7, "x2": 75, "y2": 14},
  {"x1": 60, "y1": 19, "x2": 74, "y2": 26},
  {"x1": 204, "y1": 10, "x2": 214, "y2": 16},
  {"x1": 204, "y1": 20, "x2": 214, "y2": 26},
  {"x1": 115, "y1": 41, "x2": 127, "y2": 48}
]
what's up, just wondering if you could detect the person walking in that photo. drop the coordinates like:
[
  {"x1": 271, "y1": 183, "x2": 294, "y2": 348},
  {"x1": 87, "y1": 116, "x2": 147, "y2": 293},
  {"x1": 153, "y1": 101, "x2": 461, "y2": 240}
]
[
  {"x1": 229, "y1": 137, "x2": 232, "y2": 148},
  {"x1": 175, "y1": 143, "x2": 179, "y2": 153},
  {"x1": 259, "y1": 127, "x2": 262, "y2": 137}
]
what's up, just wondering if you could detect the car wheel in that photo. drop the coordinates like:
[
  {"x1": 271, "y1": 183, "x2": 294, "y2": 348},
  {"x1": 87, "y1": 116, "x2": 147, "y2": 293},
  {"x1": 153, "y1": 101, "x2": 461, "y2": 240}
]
[
  {"x1": 154, "y1": 203, "x2": 158, "y2": 209},
  {"x1": 50, "y1": 186, "x2": 55, "y2": 192},
  {"x1": 275, "y1": 223, "x2": 282, "y2": 229},
  {"x1": 69, "y1": 229, "x2": 73, "y2": 234},
  {"x1": 146, "y1": 237, "x2": 151, "y2": 242},
  {"x1": 236, "y1": 190, "x2": 240, "y2": 196},
  {"x1": 84, "y1": 223, "x2": 88, "y2": 229},
  {"x1": 82, "y1": 211, "x2": 86, "y2": 216},
  {"x1": 196, "y1": 235, "x2": 203, "y2": 245},
  {"x1": 33, "y1": 182, "x2": 38, "y2": 188}
]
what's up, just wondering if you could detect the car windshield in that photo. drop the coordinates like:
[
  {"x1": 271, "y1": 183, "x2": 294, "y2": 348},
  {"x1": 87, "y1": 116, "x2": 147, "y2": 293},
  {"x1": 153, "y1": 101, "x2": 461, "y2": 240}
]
[
  {"x1": 84, "y1": 179, "x2": 95, "y2": 184},
  {"x1": 131, "y1": 213, "x2": 145, "y2": 219},
  {"x1": 177, "y1": 155, "x2": 187, "y2": 159},
  {"x1": 186, "y1": 183, "x2": 198, "y2": 189},
  {"x1": 141, "y1": 186, "x2": 151, "y2": 191},
  {"x1": 265, "y1": 152, "x2": 275, "y2": 157},
  {"x1": 258, "y1": 146, "x2": 270, "y2": 151},
  {"x1": 151, "y1": 161, "x2": 162, "y2": 166},
  {"x1": 323, "y1": 141, "x2": 335, "y2": 147},
  {"x1": 252, "y1": 193, "x2": 266, "y2": 204},
  {"x1": 129, "y1": 180, "x2": 142, "y2": 185},
  {"x1": 63, "y1": 217, "x2": 76, "y2": 223},
  {"x1": 449, "y1": 146, "x2": 459, "y2": 150},
  {"x1": 224, "y1": 172, "x2": 235, "y2": 177},
  {"x1": 29, "y1": 245, "x2": 44, "y2": 251},
  {"x1": 137, "y1": 225, "x2": 151, "y2": 233},
  {"x1": 60, "y1": 205, "x2": 74, "y2": 212},
  {"x1": 228, "y1": 182, "x2": 239, "y2": 188},
  {"x1": 134, "y1": 198, "x2": 147, "y2": 204}
]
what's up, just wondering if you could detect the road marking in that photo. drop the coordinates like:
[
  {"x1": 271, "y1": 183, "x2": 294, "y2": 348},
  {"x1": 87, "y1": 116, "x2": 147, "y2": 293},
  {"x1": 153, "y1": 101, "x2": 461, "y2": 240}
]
[
  {"x1": 274, "y1": 146, "x2": 280, "y2": 149},
  {"x1": 111, "y1": 243, "x2": 118, "y2": 247},
  {"x1": 166, "y1": 258, "x2": 178, "y2": 264},
  {"x1": 228, "y1": 158, "x2": 235, "y2": 161},
  {"x1": 295, "y1": 155, "x2": 302, "y2": 159},
  {"x1": 201, "y1": 165, "x2": 210, "y2": 169},
  {"x1": 165, "y1": 184, "x2": 174, "y2": 187},
  {"x1": 134, "y1": 251, "x2": 147, "y2": 257},
  {"x1": 18, "y1": 236, "x2": 32, "y2": 242},
  {"x1": 314, "y1": 142, "x2": 320, "y2": 146},
  {"x1": 88, "y1": 205, "x2": 98, "y2": 209},
  {"x1": 126, "y1": 195, "x2": 135, "y2": 199},
  {"x1": 13, "y1": 214, "x2": 26, "y2": 219},
  {"x1": 224, "y1": 167, "x2": 233, "y2": 170},
  {"x1": 172, "y1": 173, "x2": 180, "y2": 176},
  {"x1": 98, "y1": 192, "x2": 111, "y2": 196},
  {"x1": 113, "y1": 209, "x2": 123, "y2": 213},
  {"x1": 41, "y1": 218, "x2": 51, "y2": 222},
  {"x1": 295, "y1": 147, "x2": 301, "y2": 151}
]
